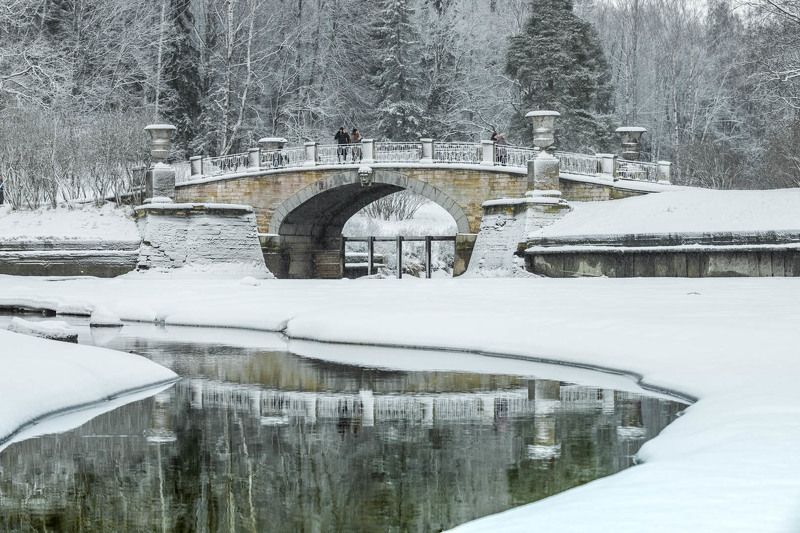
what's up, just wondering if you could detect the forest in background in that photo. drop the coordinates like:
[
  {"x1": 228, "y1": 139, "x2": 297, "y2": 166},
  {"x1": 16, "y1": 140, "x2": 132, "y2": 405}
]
[{"x1": 0, "y1": 0, "x2": 798, "y2": 207}]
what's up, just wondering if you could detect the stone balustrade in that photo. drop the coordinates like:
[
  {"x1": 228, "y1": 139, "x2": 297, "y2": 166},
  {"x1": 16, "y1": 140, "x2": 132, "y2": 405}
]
[{"x1": 180, "y1": 138, "x2": 672, "y2": 186}]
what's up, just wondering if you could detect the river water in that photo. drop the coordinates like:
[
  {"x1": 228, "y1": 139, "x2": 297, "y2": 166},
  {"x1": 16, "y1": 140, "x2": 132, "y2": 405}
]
[{"x1": 0, "y1": 318, "x2": 686, "y2": 532}]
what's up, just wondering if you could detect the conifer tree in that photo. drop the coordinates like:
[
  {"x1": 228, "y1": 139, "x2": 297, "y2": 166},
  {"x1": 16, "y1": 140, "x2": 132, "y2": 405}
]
[
  {"x1": 367, "y1": 0, "x2": 424, "y2": 140},
  {"x1": 506, "y1": 0, "x2": 614, "y2": 152},
  {"x1": 161, "y1": 0, "x2": 204, "y2": 157}
]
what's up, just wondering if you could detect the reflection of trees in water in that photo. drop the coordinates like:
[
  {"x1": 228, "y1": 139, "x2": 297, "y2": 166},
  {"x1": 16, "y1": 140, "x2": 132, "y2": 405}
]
[
  {"x1": 104, "y1": 338, "x2": 527, "y2": 394},
  {"x1": 0, "y1": 343, "x2": 684, "y2": 533}
]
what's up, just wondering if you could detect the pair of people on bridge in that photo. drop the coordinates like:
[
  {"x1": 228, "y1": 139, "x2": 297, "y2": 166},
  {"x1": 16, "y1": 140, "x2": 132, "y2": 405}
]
[{"x1": 334, "y1": 127, "x2": 363, "y2": 163}]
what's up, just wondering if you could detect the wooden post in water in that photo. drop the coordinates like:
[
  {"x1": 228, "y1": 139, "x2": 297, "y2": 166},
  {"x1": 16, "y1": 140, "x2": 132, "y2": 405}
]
[
  {"x1": 340, "y1": 237, "x2": 347, "y2": 278},
  {"x1": 367, "y1": 237, "x2": 375, "y2": 276},
  {"x1": 396, "y1": 236, "x2": 404, "y2": 279},
  {"x1": 425, "y1": 236, "x2": 432, "y2": 279}
]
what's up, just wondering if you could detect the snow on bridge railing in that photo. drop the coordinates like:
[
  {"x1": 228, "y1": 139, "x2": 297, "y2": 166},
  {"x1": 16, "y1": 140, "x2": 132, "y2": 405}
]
[
  {"x1": 504, "y1": 145, "x2": 537, "y2": 167},
  {"x1": 175, "y1": 139, "x2": 670, "y2": 185},
  {"x1": 616, "y1": 159, "x2": 660, "y2": 183},
  {"x1": 433, "y1": 142, "x2": 481, "y2": 164},
  {"x1": 375, "y1": 141, "x2": 422, "y2": 162},
  {"x1": 554, "y1": 151, "x2": 602, "y2": 176},
  {"x1": 262, "y1": 146, "x2": 305, "y2": 168}
]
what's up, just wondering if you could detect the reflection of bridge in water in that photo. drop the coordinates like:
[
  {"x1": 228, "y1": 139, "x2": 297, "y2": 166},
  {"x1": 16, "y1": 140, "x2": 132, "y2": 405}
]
[{"x1": 187, "y1": 378, "x2": 640, "y2": 426}]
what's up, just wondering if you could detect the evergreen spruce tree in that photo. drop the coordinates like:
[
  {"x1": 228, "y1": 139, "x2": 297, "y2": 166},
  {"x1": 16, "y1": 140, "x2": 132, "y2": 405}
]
[
  {"x1": 161, "y1": 0, "x2": 204, "y2": 156},
  {"x1": 368, "y1": 0, "x2": 424, "y2": 140},
  {"x1": 506, "y1": 0, "x2": 615, "y2": 152}
]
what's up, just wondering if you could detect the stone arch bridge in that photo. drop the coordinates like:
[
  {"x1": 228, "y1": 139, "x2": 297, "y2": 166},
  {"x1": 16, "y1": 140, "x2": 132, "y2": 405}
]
[{"x1": 174, "y1": 140, "x2": 667, "y2": 278}]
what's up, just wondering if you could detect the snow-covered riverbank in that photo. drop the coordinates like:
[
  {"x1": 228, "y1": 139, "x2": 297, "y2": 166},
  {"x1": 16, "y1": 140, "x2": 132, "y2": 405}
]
[
  {"x1": 0, "y1": 275, "x2": 798, "y2": 532},
  {"x1": 0, "y1": 327, "x2": 177, "y2": 453}
]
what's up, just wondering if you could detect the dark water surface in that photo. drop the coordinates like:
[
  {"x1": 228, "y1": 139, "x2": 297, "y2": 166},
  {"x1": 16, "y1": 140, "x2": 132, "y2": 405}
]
[{"x1": 0, "y1": 319, "x2": 685, "y2": 532}]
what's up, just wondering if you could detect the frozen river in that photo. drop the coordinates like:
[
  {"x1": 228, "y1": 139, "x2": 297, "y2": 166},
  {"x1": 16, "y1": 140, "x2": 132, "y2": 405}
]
[{"x1": 0, "y1": 317, "x2": 685, "y2": 531}]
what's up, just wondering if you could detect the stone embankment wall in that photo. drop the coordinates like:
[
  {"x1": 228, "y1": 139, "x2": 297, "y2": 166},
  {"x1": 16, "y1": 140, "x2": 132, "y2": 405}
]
[
  {"x1": 135, "y1": 203, "x2": 271, "y2": 277},
  {"x1": 0, "y1": 240, "x2": 138, "y2": 277},
  {"x1": 526, "y1": 232, "x2": 800, "y2": 277},
  {"x1": 559, "y1": 180, "x2": 646, "y2": 202}
]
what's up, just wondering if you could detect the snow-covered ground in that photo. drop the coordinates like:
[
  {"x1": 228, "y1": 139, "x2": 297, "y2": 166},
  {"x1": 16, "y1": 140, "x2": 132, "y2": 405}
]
[
  {"x1": 537, "y1": 188, "x2": 800, "y2": 238},
  {"x1": 0, "y1": 203, "x2": 139, "y2": 242},
  {"x1": 0, "y1": 324, "x2": 177, "y2": 453},
  {"x1": 0, "y1": 275, "x2": 798, "y2": 532}
]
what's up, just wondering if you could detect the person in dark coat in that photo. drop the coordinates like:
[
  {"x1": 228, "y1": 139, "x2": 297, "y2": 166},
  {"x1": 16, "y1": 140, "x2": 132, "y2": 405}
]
[{"x1": 334, "y1": 127, "x2": 351, "y2": 163}]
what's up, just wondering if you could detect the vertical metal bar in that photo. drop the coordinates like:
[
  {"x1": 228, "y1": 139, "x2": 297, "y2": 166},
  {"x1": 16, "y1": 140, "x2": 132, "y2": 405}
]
[
  {"x1": 396, "y1": 236, "x2": 403, "y2": 279},
  {"x1": 367, "y1": 236, "x2": 374, "y2": 276},
  {"x1": 340, "y1": 237, "x2": 347, "y2": 279},
  {"x1": 425, "y1": 236, "x2": 432, "y2": 279}
]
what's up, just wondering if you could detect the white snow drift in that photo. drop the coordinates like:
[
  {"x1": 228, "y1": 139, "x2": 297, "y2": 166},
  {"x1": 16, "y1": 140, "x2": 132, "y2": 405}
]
[{"x1": 0, "y1": 326, "x2": 177, "y2": 452}]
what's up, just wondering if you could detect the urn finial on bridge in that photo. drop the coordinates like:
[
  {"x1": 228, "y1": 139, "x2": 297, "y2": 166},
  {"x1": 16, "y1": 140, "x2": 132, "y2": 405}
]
[
  {"x1": 143, "y1": 124, "x2": 177, "y2": 203},
  {"x1": 526, "y1": 110, "x2": 560, "y2": 154},
  {"x1": 615, "y1": 127, "x2": 647, "y2": 161},
  {"x1": 525, "y1": 111, "x2": 561, "y2": 193},
  {"x1": 144, "y1": 124, "x2": 177, "y2": 163}
]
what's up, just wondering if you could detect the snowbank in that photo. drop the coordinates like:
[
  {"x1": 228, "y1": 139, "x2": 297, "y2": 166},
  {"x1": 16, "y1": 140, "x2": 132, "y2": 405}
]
[
  {"x1": 0, "y1": 327, "x2": 177, "y2": 451},
  {"x1": 0, "y1": 275, "x2": 798, "y2": 532},
  {"x1": 8, "y1": 317, "x2": 78, "y2": 342},
  {"x1": 0, "y1": 203, "x2": 139, "y2": 242},
  {"x1": 537, "y1": 188, "x2": 800, "y2": 238}
]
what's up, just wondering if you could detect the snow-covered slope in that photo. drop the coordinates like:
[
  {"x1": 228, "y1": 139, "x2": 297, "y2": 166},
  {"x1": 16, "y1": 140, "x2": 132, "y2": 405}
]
[
  {"x1": 0, "y1": 203, "x2": 139, "y2": 242},
  {"x1": 537, "y1": 188, "x2": 800, "y2": 238}
]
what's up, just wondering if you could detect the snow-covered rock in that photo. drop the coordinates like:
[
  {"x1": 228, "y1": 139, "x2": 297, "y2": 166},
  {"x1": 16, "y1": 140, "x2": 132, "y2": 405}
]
[
  {"x1": 8, "y1": 317, "x2": 78, "y2": 343},
  {"x1": 89, "y1": 305, "x2": 123, "y2": 327}
]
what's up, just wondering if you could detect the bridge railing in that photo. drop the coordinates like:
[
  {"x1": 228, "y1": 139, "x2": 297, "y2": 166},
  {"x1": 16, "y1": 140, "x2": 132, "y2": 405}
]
[
  {"x1": 554, "y1": 151, "x2": 602, "y2": 176},
  {"x1": 433, "y1": 142, "x2": 481, "y2": 164},
  {"x1": 177, "y1": 139, "x2": 671, "y2": 185},
  {"x1": 318, "y1": 143, "x2": 360, "y2": 165},
  {"x1": 504, "y1": 145, "x2": 537, "y2": 168},
  {"x1": 261, "y1": 147, "x2": 305, "y2": 169},
  {"x1": 375, "y1": 141, "x2": 422, "y2": 162},
  {"x1": 616, "y1": 159, "x2": 661, "y2": 182}
]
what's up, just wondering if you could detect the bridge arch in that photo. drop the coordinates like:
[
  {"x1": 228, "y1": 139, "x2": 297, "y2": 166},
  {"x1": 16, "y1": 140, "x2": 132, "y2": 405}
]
[
  {"x1": 269, "y1": 169, "x2": 468, "y2": 278},
  {"x1": 269, "y1": 169, "x2": 470, "y2": 236}
]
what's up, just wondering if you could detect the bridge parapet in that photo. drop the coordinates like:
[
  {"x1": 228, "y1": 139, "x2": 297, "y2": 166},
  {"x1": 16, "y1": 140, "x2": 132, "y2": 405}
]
[{"x1": 178, "y1": 139, "x2": 671, "y2": 186}]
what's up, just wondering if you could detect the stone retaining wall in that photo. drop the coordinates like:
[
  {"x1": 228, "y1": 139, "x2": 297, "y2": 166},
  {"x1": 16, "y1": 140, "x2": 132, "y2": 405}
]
[
  {"x1": 0, "y1": 240, "x2": 139, "y2": 277},
  {"x1": 525, "y1": 232, "x2": 800, "y2": 277}
]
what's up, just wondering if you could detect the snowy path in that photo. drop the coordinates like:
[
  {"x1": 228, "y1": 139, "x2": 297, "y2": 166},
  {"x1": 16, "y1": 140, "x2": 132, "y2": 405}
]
[{"x1": 0, "y1": 275, "x2": 798, "y2": 532}]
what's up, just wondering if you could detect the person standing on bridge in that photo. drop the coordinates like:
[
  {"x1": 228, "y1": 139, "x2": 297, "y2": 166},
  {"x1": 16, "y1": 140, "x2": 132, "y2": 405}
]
[
  {"x1": 495, "y1": 132, "x2": 508, "y2": 165},
  {"x1": 335, "y1": 127, "x2": 351, "y2": 163},
  {"x1": 351, "y1": 128, "x2": 362, "y2": 162}
]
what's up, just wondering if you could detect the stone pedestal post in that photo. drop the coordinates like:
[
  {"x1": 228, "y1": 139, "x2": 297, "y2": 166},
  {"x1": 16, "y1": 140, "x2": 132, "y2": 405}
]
[
  {"x1": 616, "y1": 127, "x2": 647, "y2": 161},
  {"x1": 190, "y1": 156, "x2": 203, "y2": 177},
  {"x1": 528, "y1": 156, "x2": 560, "y2": 192},
  {"x1": 304, "y1": 142, "x2": 318, "y2": 166},
  {"x1": 480, "y1": 140, "x2": 495, "y2": 166},
  {"x1": 525, "y1": 110, "x2": 562, "y2": 194},
  {"x1": 248, "y1": 147, "x2": 261, "y2": 169},
  {"x1": 596, "y1": 153, "x2": 617, "y2": 176},
  {"x1": 361, "y1": 139, "x2": 375, "y2": 164},
  {"x1": 658, "y1": 160, "x2": 672, "y2": 184},
  {"x1": 420, "y1": 138, "x2": 434, "y2": 163},
  {"x1": 143, "y1": 124, "x2": 177, "y2": 203},
  {"x1": 145, "y1": 164, "x2": 176, "y2": 203}
]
